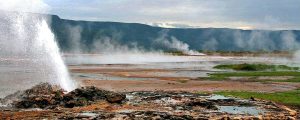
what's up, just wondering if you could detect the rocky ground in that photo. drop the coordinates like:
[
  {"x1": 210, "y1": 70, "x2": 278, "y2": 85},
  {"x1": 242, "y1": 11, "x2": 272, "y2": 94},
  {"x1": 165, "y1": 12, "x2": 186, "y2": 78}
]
[{"x1": 0, "y1": 83, "x2": 298, "y2": 120}]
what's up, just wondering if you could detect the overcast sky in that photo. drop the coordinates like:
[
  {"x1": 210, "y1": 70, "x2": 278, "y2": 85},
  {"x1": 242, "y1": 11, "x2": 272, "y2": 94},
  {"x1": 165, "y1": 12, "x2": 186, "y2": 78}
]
[{"x1": 44, "y1": 0, "x2": 300, "y2": 30}]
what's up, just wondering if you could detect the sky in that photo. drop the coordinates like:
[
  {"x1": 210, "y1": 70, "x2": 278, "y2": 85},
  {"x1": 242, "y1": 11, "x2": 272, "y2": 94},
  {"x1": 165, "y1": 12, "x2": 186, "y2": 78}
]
[{"x1": 44, "y1": 0, "x2": 300, "y2": 30}]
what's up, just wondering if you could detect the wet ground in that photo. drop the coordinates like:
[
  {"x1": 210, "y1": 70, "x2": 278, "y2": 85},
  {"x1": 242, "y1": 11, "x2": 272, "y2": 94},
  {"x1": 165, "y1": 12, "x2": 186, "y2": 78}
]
[{"x1": 68, "y1": 54, "x2": 300, "y2": 93}]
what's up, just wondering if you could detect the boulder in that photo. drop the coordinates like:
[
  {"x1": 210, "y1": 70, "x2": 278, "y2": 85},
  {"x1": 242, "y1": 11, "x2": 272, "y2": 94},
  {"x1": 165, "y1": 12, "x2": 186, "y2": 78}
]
[
  {"x1": 63, "y1": 86, "x2": 126, "y2": 107},
  {"x1": 12, "y1": 83, "x2": 63, "y2": 108},
  {"x1": 186, "y1": 99, "x2": 218, "y2": 110},
  {"x1": 106, "y1": 92, "x2": 126, "y2": 103}
]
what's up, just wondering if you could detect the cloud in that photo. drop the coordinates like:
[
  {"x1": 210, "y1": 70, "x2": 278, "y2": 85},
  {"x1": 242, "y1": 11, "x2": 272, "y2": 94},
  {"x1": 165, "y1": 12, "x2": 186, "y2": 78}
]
[{"x1": 0, "y1": 0, "x2": 49, "y2": 13}]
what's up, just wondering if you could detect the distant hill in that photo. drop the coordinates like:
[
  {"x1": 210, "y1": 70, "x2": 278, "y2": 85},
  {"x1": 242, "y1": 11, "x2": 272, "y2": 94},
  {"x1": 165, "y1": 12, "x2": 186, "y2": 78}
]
[{"x1": 49, "y1": 15, "x2": 300, "y2": 52}]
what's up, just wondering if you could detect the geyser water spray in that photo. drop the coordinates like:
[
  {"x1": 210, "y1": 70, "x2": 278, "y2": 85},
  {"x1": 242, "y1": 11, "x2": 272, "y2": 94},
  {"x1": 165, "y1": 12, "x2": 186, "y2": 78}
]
[
  {"x1": 0, "y1": 0, "x2": 77, "y2": 94},
  {"x1": 35, "y1": 20, "x2": 77, "y2": 91}
]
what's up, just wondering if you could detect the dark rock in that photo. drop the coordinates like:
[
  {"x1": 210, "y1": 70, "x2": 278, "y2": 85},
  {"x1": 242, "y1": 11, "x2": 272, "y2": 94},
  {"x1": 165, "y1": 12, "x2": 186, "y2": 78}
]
[
  {"x1": 64, "y1": 99, "x2": 89, "y2": 108},
  {"x1": 66, "y1": 86, "x2": 108, "y2": 101},
  {"x1": 14, "y1": 96, "x2": 53, "y2": 109},
  {"x1": 142, "y1": 95, "x2": 163, "y2": 101},
  {"x1": 95, "y1": 113, "x2": 115, "y2": 119},
  {"x1": 106, "y1": 92, "x2": 126, "y2": 103},
  {"x1": 250, "y1": 96, "x2": 255, "y2": 101},
  {"x1": 122, "y1": 111, "x2": 195, "y2": 120},
  {"x1": 186, "y1": 99, "x2": 218, "y2": 110},
  {"x1": 14, "y1": 100, "x2": 34, "y2": 108},
  {"x1": 12, "y1": 83, "x2": 63, "y2": 108},
  {"x1": 63, "y1": 86, "x2": 126, "y2": 106}
]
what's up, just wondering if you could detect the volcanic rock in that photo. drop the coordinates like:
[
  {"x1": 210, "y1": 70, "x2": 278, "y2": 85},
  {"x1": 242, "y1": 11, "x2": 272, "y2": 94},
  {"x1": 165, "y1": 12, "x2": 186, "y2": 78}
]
[
  {"x1": 3, "y1": 83, "x2": 126, "y2": 109},
  {"x1": 185, "y1": 99, "x2": 218, "y2": 110},
  {"x1": 11, "y1": 83, "x2": 64, "y2": 108},
  {"x1": 0, "y1": 90, "x2": 298, "y2": 119},
  {"x1": 63, "y1": 86, "x2": 126, "y2": 106},
  {"x1": 106, "y1": 92, "x2": 126, "y2": 103}
]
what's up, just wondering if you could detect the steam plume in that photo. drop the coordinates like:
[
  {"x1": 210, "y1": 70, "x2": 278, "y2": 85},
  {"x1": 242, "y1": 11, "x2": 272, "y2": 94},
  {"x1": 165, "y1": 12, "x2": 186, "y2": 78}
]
[{"x1": 0, "y1": 0, "x2": 77, "y2": 97}]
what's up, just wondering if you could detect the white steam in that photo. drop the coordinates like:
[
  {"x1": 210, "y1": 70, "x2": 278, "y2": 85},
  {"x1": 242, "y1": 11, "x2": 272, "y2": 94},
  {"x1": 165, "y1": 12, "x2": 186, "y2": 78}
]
[
  {"x1": 64, "y1": 26, "x2": 205, "y2": 56},
  {"x1": 66, "y1": 25, "x2": 83, "y2": 53},
  {"x1": 202, "y1": 38, "x2": 218, "y2": 51},
  {"x1": 0, "y1": 0, "x2": 77, "y2": 96},
  {"x1": 63, "y1": 26, "x2": 205, "y2": 65},
  {"x1": 153, "y1": 30, "x2": 204, "y2": 55},
  {"x1": 232, "y1": 30, "x2": 300, "y2": 51},
  {"x1": 280, "y1": 31, "x2": 300, "y2": 50},
  {"x1": 92, "y1": 37, "x2": 142, "y2": 54},
  {"x1": 91, "y1": 30, "x2": 144, "y2": 54}
]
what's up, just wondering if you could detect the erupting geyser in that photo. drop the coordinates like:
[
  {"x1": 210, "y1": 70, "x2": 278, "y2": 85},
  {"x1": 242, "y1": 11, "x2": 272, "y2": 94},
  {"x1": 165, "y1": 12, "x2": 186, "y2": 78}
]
[
  {"x1": 36, "y1": 20, "x2": 77, "y2": 92},
  {"x1": 0, "y1": 0, "x2": 77, "y2": 94}
]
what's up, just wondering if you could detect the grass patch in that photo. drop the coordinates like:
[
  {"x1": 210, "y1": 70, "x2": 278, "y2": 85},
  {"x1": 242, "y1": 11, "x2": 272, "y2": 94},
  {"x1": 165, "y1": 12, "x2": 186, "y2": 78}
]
[
  {"x1": 205, "y1": 63, "x2": 300, "y2": 82},
  {"x1": 206, "y1": 71, "x2": 300, "y2": 82},
  {"x1": 215, "y1": 90, "x2": 300, "y2": 106},
  {"x1": 211, "y1": 71, "x2": 300, "y2": 77},
  {"x1": 214, "y1": 63, "x2": 299, "y2": 71}
]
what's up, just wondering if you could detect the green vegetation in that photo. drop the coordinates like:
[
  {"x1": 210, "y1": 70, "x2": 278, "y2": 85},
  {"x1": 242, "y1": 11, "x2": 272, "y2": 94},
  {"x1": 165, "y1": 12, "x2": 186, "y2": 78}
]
[
  {"x1": 215, "y1": 90, "x2": 300, "y2": 106},
  {"x1": 207, "y1": 71, "x2": 300, "y2": 82},
  {"x1": 214, "y1": 63, "x2": 299, "y2": 71},
  {"x1": 210, "y1": 71, "x2": 300, "y2": 78},
  {"x1": 206, "y1": 63, "x2": 300, "y2": 82}
]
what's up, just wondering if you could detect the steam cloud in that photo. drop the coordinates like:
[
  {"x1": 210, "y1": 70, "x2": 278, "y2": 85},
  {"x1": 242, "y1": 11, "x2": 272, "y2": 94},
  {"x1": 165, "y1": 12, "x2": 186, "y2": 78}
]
[
  {"x1": 0, "y1": 0, "x2": 77, "y2": 97},
  {"x1": 153, "y1": 30, "x2": 204, "y2": 55},
  {"x1": 202, "y1": 38, "x2": 218, "y2": 51},
  {"x1": 64, "y1": 26, "x2": 204, "y2": 57},
  {"x1": 91, "y1": 31, "x2": 144, "y2": 54},
  {"x1": 63, "y1": 26, "x2": 205, "y2": 65},
  {"x1": 66, "y1": 25, "x2": 83, "y2": 54},
  {"x1": 232, "y1": 30, "x2": 300, "y2": 51}
]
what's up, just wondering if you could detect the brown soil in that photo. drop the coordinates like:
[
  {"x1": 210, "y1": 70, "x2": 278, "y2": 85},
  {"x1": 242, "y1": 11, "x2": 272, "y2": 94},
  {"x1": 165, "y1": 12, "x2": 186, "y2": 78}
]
[
  {"x1": 70, "y1": 65, "x2": 300, "y2": 93},
  {"x1": 81, "y1": 79, "x2": 299, "y2": 93}
]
